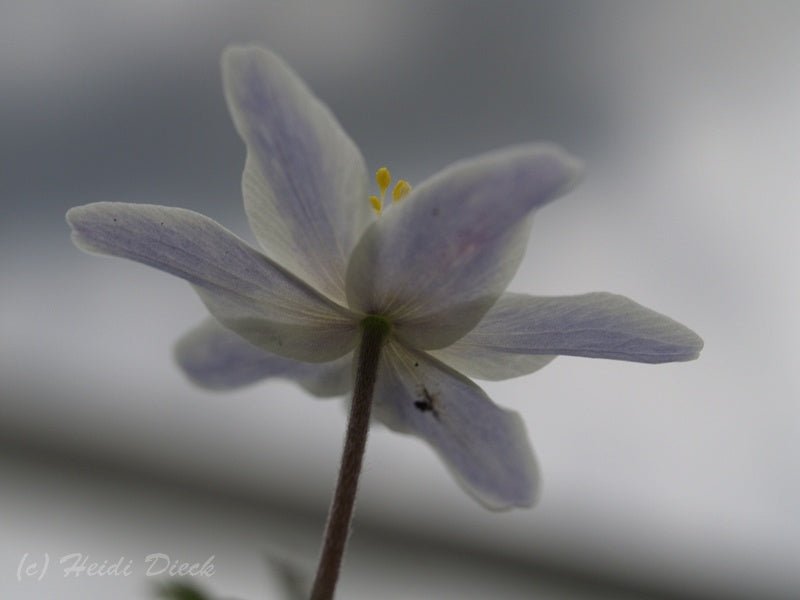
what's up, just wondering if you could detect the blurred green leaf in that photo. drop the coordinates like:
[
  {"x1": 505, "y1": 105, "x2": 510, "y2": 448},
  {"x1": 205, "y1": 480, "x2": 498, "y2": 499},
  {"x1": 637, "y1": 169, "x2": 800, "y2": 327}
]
[{"x1": 155, "y1": 581, "x2": 213, "y2": 600}]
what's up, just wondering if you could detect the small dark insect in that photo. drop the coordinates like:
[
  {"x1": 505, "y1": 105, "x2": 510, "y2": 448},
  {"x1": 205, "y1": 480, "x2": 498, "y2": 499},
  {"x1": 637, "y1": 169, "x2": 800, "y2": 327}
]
[{"x1": 414, "y1": 387, "x2": 440, "y2": 419}]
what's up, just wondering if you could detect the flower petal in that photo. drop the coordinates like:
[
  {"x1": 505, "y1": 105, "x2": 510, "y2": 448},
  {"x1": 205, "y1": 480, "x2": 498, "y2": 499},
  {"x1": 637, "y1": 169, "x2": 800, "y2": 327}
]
[
  {"x1": 432, "y1": 292, "x2": 703, "y2": 380},
  {"x1": 223, "y1": 46, "x2": 370, "y2": 305},
  {"x1": 175, "y1": 318, "x2": 352, "y2": 396},
  {"x1": 67, "y1": 202, "x2": 358, "y2": 362},
  {"x1": 345, "y1": 144, "x2": 581, "y2": 349},
  {"x1": 373, "y1": 342, "x2": 539, "y2": 510},
  {"x1": 431, "y1": 348, "x2": 556, "y2": 382}
]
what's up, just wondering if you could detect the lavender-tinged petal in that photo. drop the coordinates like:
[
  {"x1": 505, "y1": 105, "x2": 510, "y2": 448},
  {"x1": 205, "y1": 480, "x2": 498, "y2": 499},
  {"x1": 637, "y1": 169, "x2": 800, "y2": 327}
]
[
  {"x1": 223, "y1": 46, "x2": 370, "y2": 305},
  {"x1": 175, "y1": 318, "x2": 352, "y2": 396},
  {"x1": 67, "y1": 202, "x2": 358, "y2": 362},
  {"x1": 346, "y1": 144, "x2": 582, "y2": 350},
  {"x1": 430, "y1": 347, "x2": 557, "y2": 382},
  {"x1": 373, "y1": 342, "x2": 539, "y2": 510},
  {"x1": 432, "y1": 292, "x2": 702, "y2": 380}
]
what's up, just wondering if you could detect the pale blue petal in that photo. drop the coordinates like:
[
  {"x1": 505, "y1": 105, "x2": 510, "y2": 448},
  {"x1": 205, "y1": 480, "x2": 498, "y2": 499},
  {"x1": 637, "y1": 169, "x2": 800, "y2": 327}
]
[
  {"x1": 67, "y1": 202, "x2": 358, "y2": 362},
  {"x1": 223, "y1": 46, "x2": 370, "y2": 305},
  {"x1": 433, "y1": 292, "x2": 703, "y2": 380},
  {"x1": 175, "y1": 318, "x2": 352, "y2": 396},
  {"x1": 346, "y1": 144, "x2": 581, "y2": 349},
  {"x1": 373, "y1": 342, "x2": 539, "y2": 510},
  {"x1": 431, "y1": 346, "x2": 556, "y2": 382}
]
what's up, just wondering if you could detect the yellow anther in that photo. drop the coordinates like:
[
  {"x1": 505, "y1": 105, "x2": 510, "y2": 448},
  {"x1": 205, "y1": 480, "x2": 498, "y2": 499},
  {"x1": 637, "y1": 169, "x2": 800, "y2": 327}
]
[
  {"x1": 376, "y1": 167, "x2": 391, "y2": 196},
  {"x1": 369, "y1": 195, "x2": 382, "y2": 215},
  {"x1": 392, "y1": 180, "x2": 411, "y2": 202}
]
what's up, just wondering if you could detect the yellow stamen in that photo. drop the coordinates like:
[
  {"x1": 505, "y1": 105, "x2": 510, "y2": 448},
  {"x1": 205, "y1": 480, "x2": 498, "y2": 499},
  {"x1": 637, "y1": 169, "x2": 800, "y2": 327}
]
[
  {"x1": 370, "y1": 166, "x2": 411, "y2": 216},
  {"x1": 376, "y1": 167, "x2": 391, "y2": 196},
  {"x1": 392, "y1": 180, "x2": 411, "y2": 202}
]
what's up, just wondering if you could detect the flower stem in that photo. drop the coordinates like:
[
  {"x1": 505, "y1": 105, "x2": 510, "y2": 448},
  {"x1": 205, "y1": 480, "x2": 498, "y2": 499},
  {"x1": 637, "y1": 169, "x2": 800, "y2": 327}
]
[{"x1": 309, "y1": 317, "x2": 390, "y2": 600}]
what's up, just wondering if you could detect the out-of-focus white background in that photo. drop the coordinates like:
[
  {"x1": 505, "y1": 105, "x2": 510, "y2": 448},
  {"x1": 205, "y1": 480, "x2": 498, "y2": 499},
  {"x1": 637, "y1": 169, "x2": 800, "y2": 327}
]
[{"x1": 2, "y1": 1, "x2": 798, "y2": 598}]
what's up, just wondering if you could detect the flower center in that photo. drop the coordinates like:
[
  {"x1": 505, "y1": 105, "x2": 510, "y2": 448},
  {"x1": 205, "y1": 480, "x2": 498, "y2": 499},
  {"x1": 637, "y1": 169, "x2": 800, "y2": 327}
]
[{"x1": 369, "y1": 166, "x2": 411, "y2": 216}]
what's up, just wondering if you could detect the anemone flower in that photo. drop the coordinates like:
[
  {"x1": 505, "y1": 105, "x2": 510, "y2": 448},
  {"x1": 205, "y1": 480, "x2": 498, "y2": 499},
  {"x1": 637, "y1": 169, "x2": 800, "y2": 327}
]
[{"x1": 67, "y1": 46, "x2": 702, "y2": 600}]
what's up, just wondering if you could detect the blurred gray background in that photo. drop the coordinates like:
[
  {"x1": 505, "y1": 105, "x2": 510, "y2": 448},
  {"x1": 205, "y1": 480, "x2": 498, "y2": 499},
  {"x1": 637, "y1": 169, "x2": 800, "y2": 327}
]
[{"x1": 2, "y1": 1, "x2": 799, "y2": 598}]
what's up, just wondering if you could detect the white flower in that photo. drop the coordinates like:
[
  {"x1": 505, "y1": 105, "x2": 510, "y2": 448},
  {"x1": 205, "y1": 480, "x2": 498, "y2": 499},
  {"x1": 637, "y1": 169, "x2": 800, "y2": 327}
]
[{"x1": 67, "y1": 47, "x2": 702, "y2": 510}]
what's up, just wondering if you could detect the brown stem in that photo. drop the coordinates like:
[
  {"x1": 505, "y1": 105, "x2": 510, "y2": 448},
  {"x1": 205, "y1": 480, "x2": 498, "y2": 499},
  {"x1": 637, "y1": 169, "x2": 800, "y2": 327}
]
[{"x1": 309, "y1": 317, "x2": 389, "y2": 600}]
